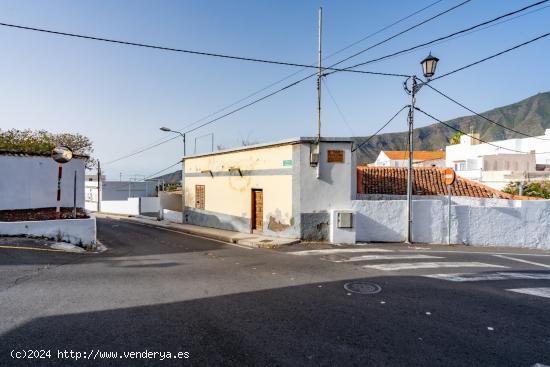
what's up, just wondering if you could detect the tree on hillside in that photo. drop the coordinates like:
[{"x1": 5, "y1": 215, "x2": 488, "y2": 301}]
[
  {"x1": 449, "y1": 131, "x2": 464, "y2": 145},
  {"x1": 0, "y1": 129, "x2": 95, "y2": 167}
]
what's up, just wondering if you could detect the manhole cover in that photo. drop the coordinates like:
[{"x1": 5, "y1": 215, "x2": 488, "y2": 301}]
[{"x1": 344, "y1": 281, "x2": 382, "y2": 294}]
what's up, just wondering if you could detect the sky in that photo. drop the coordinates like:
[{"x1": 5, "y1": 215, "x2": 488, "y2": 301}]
[{"x1": 0, "y1": 0, "x2": 548, "y2": 179}]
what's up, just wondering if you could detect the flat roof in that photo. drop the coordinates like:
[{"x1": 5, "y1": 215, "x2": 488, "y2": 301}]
[{"x1": 182, "y1": 137, "x2": 353, "y2": 160}]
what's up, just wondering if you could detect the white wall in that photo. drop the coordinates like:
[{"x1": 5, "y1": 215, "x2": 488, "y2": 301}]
[
  {"x1": 352, "y1": 198, "x2": 550, "y2": 250},
  {"x1": 299, "y1": 142, "x2": 355, "y2": 212},
  {"x1": 0, "y1": 216, "x2": 96, "y2": 245},
  {"x1": 86, "y1": 196, "x2": 159, "y2": 215},
  {"x1": 100, "y1": 198, "x2": 140, "y2": 215},
  {"x1": 140, "y1": 197, "x2": 160, "y2": 213},
  {"x1": 0, "y1": 156, "x2": 86, "y2": 210},
  {"x1": 159, "y1": 192, "x2": 182, "y2": 212}
]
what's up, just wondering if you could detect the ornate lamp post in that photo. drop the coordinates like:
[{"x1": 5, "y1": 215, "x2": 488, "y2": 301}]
[{"x1": 403, "y1": 53, "x2": 440, "y2": 243}]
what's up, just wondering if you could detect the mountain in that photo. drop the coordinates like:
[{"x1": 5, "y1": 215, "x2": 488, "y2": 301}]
[
  {"x1": 352, "y1": 91, "x2": 550, "y2": 164},
  {"x1": 151, "y1": 170, "x2": 182, "y2": 184}
]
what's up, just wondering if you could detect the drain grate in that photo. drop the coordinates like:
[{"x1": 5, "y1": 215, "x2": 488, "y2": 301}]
[{"x1": 344, "y1": 281, "x2": 382, "y2": 295}]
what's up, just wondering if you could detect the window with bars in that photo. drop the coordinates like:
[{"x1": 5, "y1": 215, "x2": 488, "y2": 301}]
[{"x1": 195, "y1": 185, "x2": 205, "y2": 209}]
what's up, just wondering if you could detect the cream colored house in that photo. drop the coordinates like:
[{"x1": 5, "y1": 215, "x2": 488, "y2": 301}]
[{"x1": 182, "y1": 137, "x2": 355, "y2": 240}]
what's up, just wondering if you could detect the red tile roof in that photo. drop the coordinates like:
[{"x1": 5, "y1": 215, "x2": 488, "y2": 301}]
[
  {"x1": 382, "y1": 150, "x2": 445, "y2": 161},
  {"x1": 357, "y1": 166, "x2": 538, "y2": 200}
]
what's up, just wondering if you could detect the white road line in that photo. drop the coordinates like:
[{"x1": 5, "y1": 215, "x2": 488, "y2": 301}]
[
  {"x1": 363, "y1": 262, "x2": 508, "y2": 271},
  {"x1": 507, "y1": 287, "x2": 550, "y2": 299},
  {"x1": 398, "y1": 249, "x2": 550, "y2": 258},
  {"x1": 329, "y1": 254, "x2": 442, "y2": 263},
  {"x1": 493, "y1": 254, "x2": 550, "y2": 269},
  {"x1": 425, "y1": 272, "x2": 550, "y2": 282},
  {"x1": 288, "y1": 248, "x2": 393, "y2": 256}
]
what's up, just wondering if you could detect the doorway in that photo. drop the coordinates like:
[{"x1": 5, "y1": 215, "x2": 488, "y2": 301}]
[{"x1": 251, "y1": 189, "x2": 263, "y2": 232}]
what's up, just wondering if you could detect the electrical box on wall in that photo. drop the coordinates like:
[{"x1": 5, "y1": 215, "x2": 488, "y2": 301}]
[
  {"x1": 337, "y1": 212, "x2": 353, "y2": 228},
  {"x1": 310, "y1": 152, "x2": 319, "y2": 167},
  {"x1": 330, "y1": 210, "x2": 356, "y2": 245}
]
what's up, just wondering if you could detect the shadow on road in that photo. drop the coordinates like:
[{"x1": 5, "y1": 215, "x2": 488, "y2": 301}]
[{"x1": 2, "y1": 275, "x2": 549, "y2": 366}]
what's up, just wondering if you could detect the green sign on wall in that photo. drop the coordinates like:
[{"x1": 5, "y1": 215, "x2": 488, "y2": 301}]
[{"x1": 282, "y1": 159, "x2": 293, "y2": 167}]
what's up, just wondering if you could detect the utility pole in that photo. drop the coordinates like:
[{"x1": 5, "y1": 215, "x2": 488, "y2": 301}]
[
  {"x1": 316, "y1": 7, "x2": 322, "y2": 143},
  {"x1": 406, "y1": 77, "x2": 417, "y2": 244},
  {"x1": 97, "y1": 160, "x2": 101, "y2": 212},
  {"x1": 403, "y1": 53, "x2": 439, "y2": 244},
  {"x1": 73, "y1": 170, "x2": 77, "y2": 219},
  {"x1": 315, "y1": 7, "x2": 323, "y2": 179}
]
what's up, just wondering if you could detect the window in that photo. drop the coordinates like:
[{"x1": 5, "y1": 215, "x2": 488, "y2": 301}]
[{"x1": 195, "y1": 185, "x2": 205, "y2": 209}]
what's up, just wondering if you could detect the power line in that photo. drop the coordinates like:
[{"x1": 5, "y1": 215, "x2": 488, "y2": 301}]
[
  {"x1": 176, "y1": 0, "x2": 460, "y2": 134},
  {"x1": 340, "y1": 4, "x2": 550, "y2": 69},
  {"x1": 102, "y1": 1, "x2": 470, "y2": 164},
  {"x1": 352, "y1": 106, "x2": 409, "y2": 152},
  {"x1": 0, "y1": 21, "x2": 407, "y2": 77},
  {"x1": 336, "y1": 0, "x2": 549, "y2": 73},
  {"x1": 424, "y1": 83, "x2": 550, "y2": 141},
  {"x1": 104, "y1": 135, "x2": 180, "y2": 165},
  {"x1": 325, "y1": 0, "x2": 447, "y2": 60},
  {"x1": 431, "y1": 31, "x2": 550, "y2": 81},
  {"x1": 331, "y1": 0, "x2": 472, "y2": 70},
  {"x1": 144, "y1": 160, "x2": 183, "y2": 180},
  {"x1": 414, "y1": 106, "x2": 550, "y2": 154},
  {"x1": 101, "y1": 22, "x2": 550, "y2": 166},
  {"x1": 322, "y1": 78, "x2": 355, "y2": 135}
]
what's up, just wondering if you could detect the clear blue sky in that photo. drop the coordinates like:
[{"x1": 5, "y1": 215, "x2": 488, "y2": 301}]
[{"x1": 0, "y1": 0, "x2": 548, "y2": 179}]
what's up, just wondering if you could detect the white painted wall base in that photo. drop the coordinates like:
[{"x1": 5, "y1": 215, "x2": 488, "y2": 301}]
[
  {"x1": 352, "y1": 199, "x2": 550, "y2": 250},
  {"x1": 329, "y1": 210, "x2": 356, "y2": 245},
  {"x1": 163, "y1": 209, "x2": 183, "y2": 223},
  {"x1": 0, "y1": 216, "x2": 96, "y2": 246}
]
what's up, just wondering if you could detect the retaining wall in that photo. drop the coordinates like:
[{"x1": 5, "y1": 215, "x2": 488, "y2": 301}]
[{"x1": 0, "y1": 216, "x2": 96, "y2": 245}]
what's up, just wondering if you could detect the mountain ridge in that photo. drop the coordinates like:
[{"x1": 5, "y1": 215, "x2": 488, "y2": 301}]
[{"x1": 352, "y1": 91, "x2": 550, "y2": 164}]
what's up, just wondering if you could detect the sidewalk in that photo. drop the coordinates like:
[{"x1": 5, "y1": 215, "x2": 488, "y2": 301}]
[{"x1": 96, "y1": 213, "x2": 300, "y2": 249}]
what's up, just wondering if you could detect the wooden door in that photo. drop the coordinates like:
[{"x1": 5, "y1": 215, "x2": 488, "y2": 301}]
[{"x1": 252, "y1": 189, "x2": 263, "y2": 231}]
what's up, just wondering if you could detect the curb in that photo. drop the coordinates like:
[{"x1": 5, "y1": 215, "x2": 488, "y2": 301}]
[{"x1": 112, "y1": 215, "x2": 299, "y2": 249}]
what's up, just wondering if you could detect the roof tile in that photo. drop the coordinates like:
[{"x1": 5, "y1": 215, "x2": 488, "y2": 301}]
[{"x1": 357, "y1": 166, "x2": 538, "y2": 200}]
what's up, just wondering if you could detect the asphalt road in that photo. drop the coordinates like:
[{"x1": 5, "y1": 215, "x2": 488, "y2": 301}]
[{"x1": 1, "y1": 217, "x2": 550, "y2": 366}]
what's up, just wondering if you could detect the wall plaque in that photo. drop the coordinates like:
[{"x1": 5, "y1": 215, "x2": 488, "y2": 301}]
[{"x1": 327, "y1": 149, "x2": 344, "y2": 163}]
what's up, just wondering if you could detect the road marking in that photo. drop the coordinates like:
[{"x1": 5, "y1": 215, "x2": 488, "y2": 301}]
[
  {"x1": 288, "y1": 248, "x2": 393, "y2": 256},
  {"x1": 364, "y1": 262, "x2": 507, "y2": 271},
  {"x1": 329, "y1": 254, "x2": 442, "y2": 263},
  {"x1": 493, "y1": 254, "x2": 550, "y2": 269},
  {"x1": 399, "y1": 249, "x2": 550, "y2": 258},
  {"x1": 425, "y1": 272, "x2": 550, "y2": 282},
  {"x1": 507, "y1": 287, "x2": 550, "y2": 299},
  {"x1": 0, "y1": 245, "x2": 73, "y2": 253}
]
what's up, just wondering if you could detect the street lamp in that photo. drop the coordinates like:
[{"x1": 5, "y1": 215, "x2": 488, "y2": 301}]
[
  {"x1": 160, "y1": 126, "x2": 186, "y2": 156},
  {"x1": 403, "y1": 53, "x2": 439, "y2": 244},
  {"x1": 420, "y1": 53, "x2": 439, "y2": 79},
  {"x1": 160, "y1": 126, "x2": 187, "y2": 223}
]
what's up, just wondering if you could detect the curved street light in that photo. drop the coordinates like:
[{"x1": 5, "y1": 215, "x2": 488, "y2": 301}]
[{"x1": 160, "y1": 126, "x2": 186, "y2": 156}]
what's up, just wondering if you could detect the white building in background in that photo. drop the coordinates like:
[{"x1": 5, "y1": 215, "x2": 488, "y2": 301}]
[
  {"x1": 372, "y1": 150, "x2": 445, "y2": 168},
  {"x1": 445, "y1": 129, "x2": 550, "y2": 190}
]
